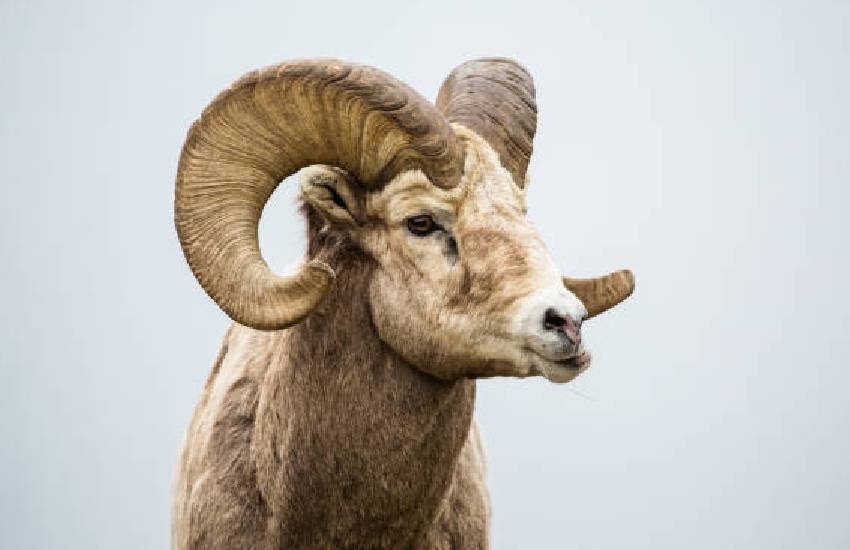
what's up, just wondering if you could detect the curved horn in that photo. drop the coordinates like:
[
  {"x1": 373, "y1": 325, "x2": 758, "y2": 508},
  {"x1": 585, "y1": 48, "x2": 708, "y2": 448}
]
[
  {"x1": 436, "y1": 57, "x2": 537, "y2": 188},
  {"x1": 175, "y1": 59, "x2": 465, "y2": 330},
  {"x1": 563, "y1": 270, "x2": 635, "y2": 319}
]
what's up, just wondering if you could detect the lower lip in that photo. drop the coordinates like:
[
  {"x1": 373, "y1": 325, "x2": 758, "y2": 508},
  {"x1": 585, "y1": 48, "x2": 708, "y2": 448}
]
[{"x1": 557, "y1": 350, "x2": 591, "y2": 369}]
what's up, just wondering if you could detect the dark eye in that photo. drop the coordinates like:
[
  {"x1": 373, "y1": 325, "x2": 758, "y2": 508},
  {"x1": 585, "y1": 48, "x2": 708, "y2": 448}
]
[{"x1": 406, "y1": 214, "x2": 437, "y2": 236}]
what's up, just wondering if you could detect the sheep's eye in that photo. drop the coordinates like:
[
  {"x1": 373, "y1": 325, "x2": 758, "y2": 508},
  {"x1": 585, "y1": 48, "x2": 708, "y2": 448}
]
[{"x1": 406, "y1": 214, "x2": 437, "y2": 236}]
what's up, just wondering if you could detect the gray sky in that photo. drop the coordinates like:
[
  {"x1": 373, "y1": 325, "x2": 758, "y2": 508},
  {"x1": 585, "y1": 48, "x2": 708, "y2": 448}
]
[{"x1": 2, "y1": 1, "x2": 849, "y2": 548}]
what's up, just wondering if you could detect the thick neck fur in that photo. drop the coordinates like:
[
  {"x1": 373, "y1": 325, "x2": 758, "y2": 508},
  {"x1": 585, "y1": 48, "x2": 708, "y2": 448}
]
[{"x1": 252, "y1": 206, "x2": 476, "y2": 548}]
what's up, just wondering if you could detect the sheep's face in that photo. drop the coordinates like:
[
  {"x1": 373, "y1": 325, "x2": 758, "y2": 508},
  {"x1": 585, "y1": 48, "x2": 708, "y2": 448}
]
[{"x1": 301, "y1": 128, "x2": 589, "y2": 383}]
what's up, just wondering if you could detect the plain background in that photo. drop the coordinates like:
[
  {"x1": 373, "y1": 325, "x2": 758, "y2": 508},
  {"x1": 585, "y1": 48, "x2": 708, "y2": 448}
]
[{"x1": 2, "y1": 1, "x2": 849, "y2": 548}]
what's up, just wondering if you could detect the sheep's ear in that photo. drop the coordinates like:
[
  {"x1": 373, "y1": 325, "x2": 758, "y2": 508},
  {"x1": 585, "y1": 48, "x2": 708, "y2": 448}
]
[{"x1": 300, "y1": 165, "x2": 364, "y2": 227}]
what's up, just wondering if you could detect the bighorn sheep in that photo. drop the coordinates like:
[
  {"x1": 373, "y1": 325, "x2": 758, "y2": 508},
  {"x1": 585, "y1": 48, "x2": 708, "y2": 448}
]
[{"x1": 172, "y1": 58, "x2": 634, "y2": 549}]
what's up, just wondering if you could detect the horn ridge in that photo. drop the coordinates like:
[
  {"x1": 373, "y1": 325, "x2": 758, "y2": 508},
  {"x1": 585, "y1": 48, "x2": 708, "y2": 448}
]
[
  {"x1": 175, "y1": 59, "x2": 464, "y2": 330},
  {"x1": 437, "y1": 57, "x2": 537, "y2": 187}
]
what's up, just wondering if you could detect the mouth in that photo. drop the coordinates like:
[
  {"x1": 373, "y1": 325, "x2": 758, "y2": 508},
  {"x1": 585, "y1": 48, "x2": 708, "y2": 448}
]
[
  {"x1": 554, "y1": 349, "x2": 591, "y2": 369},
  {"x1": 527, "y1": 347, "x2": 592, "y2": 383}
]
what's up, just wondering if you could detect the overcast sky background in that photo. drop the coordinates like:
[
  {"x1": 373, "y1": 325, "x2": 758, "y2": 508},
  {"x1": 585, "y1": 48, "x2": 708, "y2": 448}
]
[{"x1": 2, "y1": 1, "x2": 849, "y2": 548}]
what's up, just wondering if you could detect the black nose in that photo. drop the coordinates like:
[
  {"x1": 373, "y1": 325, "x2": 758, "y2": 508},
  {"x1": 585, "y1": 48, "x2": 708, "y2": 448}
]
[{"x1": 543, "y1": 308, "x2": 582, "y2": 345}]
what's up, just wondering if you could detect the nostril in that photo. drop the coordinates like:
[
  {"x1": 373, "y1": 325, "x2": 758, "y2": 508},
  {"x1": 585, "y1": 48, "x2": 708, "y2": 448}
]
[
  {"x1": 543, "y1": 308, "x2": 567, "y2": 330},
  {"x1": 543, "y1": 308, "x2": 581, "y2": 345}
]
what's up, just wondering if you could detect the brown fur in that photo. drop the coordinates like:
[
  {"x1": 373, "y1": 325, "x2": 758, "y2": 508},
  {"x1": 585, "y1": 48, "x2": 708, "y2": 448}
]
[
  {"x1": 172, "y1": 53, "x2": 636, "y2": 548},
  {"x1": 172, "y1": 128, "x2": 627, "y2": 548},
  {"x1": 172, "y1": 206, "x2": 490, "y2": 549}
]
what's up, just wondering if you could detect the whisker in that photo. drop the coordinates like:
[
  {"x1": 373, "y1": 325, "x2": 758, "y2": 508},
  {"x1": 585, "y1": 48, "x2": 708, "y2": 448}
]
[{"x1": 566, "y1": 385, "x2": 596, "y2": 401}]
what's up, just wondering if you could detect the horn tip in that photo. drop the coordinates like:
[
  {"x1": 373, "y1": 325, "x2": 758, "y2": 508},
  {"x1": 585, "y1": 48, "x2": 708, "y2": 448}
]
[
  {"x1": 231, "y1": 261, "x2": 337, "y2": 332},
  {"x1": 618, "y1": 269, "x2": 636, "y2": 296},
  {"x1": 307, "y1": 259, "x2": 337, "y2": 281}
]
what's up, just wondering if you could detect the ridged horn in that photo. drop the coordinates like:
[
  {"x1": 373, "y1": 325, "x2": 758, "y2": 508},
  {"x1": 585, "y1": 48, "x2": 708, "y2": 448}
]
[
  {"x1": 436, "y1": 57, "x2": 537, "y2": 188},
  {"x1": 563, "y1": 270, "x2": 635, "y2": 319},
  {"x1": 175, "y1": 59, "x2": 465, "y2": 330}
]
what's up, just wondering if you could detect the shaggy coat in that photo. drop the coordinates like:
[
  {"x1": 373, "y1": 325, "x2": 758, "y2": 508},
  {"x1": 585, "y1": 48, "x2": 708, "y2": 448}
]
[
  {"x1": 172, "y1": 197, "x2": 491, "y2": 549},
  {"x1": 171, "y1": 58, "x2": 634, "y2": 549}
]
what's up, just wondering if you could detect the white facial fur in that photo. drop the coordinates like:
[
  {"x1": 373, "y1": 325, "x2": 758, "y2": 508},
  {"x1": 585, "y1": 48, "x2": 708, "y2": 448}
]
[{"x1": 302, "y1": 125, "x2": 592, "y2": 384}]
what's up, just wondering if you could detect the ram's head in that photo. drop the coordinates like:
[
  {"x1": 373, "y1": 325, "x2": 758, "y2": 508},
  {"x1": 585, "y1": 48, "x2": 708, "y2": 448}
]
[{"x1": 175, "y1": 58, "x2": 634, "y2": 383}]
